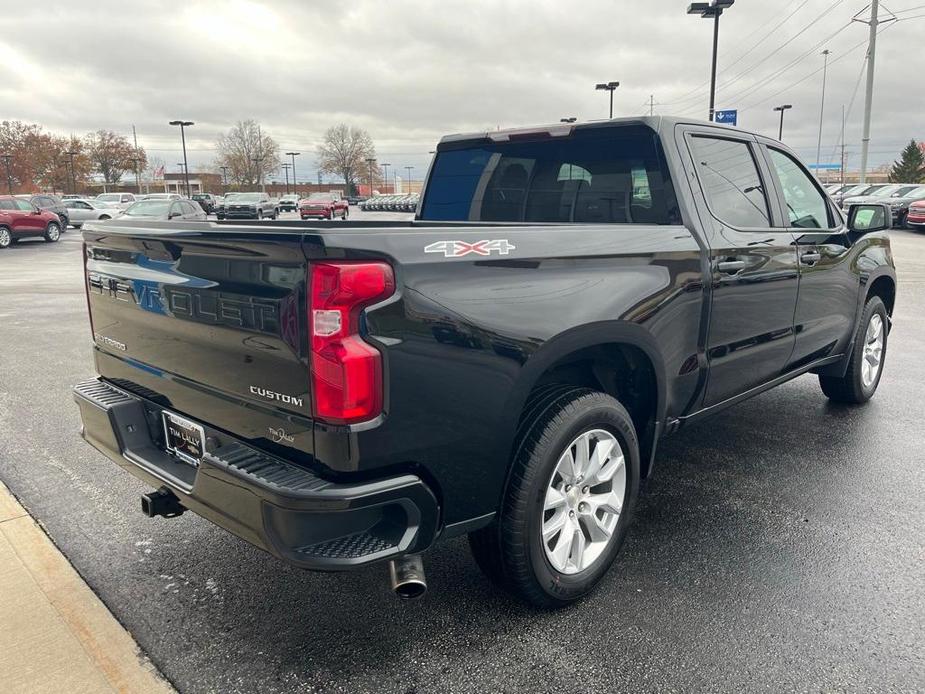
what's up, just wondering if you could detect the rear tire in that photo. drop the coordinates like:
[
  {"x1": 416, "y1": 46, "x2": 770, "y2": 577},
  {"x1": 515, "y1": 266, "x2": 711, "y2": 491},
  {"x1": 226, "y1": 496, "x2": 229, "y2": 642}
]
[
  {"x1": 819, "y1": 296, "x2": 888, "y2": 404},
  {"x1": 257, "y1": 209, "x2": 263, "y2": 220},
  {"x1": 469, "y1": 387, "x2": 639, "y2": 608},
  {"x1": 44, "y1": 222, "x2": 61, "y2": 243}
]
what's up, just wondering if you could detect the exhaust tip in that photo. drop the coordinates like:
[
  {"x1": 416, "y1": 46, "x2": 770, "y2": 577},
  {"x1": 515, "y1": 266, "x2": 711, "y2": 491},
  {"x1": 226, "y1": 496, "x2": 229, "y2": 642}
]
[{"x1": 389, "y1": 555, "x2": 427, "y2": 600}]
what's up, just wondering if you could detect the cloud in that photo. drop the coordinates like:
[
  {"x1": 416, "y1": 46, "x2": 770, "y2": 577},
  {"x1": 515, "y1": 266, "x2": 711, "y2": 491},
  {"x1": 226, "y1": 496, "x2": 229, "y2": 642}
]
[{"x1": 1, "y1": 0, "x2": 921, "y2": 178}]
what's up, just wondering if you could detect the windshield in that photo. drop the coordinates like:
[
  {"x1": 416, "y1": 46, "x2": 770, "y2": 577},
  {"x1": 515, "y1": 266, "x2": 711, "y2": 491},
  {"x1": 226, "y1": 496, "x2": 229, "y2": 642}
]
[
  {"x1": 234, "y1": 193, "x2": 263, "y2": 202},
  {"x1": 124, "y1": 200, "x2": 170, "y2": 216},
  {"x1": 421, "y1": 124, "x2": 679, "y2": 223},
  {"x1": 307, "y1": 193, "x2": 334, "y2": 202},
  {"x1": 96, "y1": 194, "x2": 121, "y2": 202},
  {"x1": 865, "y1": 185, "x2": 903, "y2": 197}
]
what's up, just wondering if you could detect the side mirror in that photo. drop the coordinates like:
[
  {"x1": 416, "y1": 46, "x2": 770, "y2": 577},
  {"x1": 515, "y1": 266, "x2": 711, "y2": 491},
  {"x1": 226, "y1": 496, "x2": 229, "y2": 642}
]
[
  {"x1": 168, "y1": 212, "x2": 180, "y2": 219},
  {"x1": 847, "y1": 202, "x2": 891, "y2": 234}
]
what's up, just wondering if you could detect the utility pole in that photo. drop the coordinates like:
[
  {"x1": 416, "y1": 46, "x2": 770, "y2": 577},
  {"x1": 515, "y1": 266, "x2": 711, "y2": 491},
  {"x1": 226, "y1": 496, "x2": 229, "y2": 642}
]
[
  {"x1": 381, "y1": 163, "x2": 391, "y2": 193},
  {"x1": 649, "y1": 95, "x2": 655, "y2": 116},
  {"x1": 65, "y1": 151, "x2": 78, "y2": 194},
  {"x1": 1, "y1": 154, "x2": 13, "y2": 194},
  {"x1": 405, "y1": 166, "x2": 414, "y2": 194},
  {"x1": 219, "y1": 165, "x2": 229, "y2": 193},
  {"x1": 286, "y1": 152, "x2": 300, "y2": 196},
  {"x1": 855, "y1": 0, "x2": 887, "y2": 184},
  {"x1": 365, "y1": 157, "x2": 376, "y2": 196},
  {"x1": 281, "y1": 163, "x2": 291, "y2": 195},
  {"x1": 815, "y1": 49, "x2": 830, "y2": 174},
  {"x1": 252, "y1": 157, "x2": 264, "y2": 191}
]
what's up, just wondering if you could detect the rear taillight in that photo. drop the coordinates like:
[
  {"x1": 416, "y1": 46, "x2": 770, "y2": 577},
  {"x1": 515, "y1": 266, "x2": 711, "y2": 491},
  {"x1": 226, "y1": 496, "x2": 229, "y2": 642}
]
[{"x1": 309, "y1": 261, "x2": 395, "y2": 425}]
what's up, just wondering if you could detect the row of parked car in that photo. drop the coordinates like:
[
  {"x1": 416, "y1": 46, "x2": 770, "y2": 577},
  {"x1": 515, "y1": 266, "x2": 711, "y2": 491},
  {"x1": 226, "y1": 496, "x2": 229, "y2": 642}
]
[
  {"x1": 359, "y1": 193, "x2": 420, "y2": 213},
  {"x1": 825, "y1": 182, "x2": 925, "y2": 228}
]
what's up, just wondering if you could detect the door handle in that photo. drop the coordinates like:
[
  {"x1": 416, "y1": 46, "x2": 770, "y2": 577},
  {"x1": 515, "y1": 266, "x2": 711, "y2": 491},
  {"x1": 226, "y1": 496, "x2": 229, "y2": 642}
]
[
  {"x1": 716, "y1": 259, "x2": 746, "y2": 274},
  {"x1": 800, "y1": 251, "x2": 822, "y2": 265}
]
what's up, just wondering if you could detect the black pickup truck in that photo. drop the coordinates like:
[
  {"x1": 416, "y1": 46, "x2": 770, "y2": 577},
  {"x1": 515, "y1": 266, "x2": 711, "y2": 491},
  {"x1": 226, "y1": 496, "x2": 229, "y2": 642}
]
[{"x1": 73, "y1": 117, "x2": 896, "y2": 608}]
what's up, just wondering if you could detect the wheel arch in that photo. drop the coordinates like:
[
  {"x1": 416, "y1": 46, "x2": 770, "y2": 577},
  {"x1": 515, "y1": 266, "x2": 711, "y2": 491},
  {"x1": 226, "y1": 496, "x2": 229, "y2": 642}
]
[{"x1": 500, "y1": 321, "x2": 668, "y2": 481}]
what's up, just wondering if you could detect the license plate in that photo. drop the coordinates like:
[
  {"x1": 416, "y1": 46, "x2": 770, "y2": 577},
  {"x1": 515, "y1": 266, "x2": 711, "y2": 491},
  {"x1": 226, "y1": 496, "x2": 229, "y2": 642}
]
[{"x1": 162, "y1": 411, "x2": 206, "y2": 466}]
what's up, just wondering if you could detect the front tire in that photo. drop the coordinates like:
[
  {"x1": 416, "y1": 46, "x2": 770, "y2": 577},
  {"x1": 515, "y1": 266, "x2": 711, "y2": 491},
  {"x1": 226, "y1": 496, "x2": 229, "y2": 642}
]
[
  {"x1": 0, "y1": 226, "x2": 11, "y2": 249},
  {"x1": 256, "y1": 209, "x2": 263, "y2": 220},
  {"x1": 819, "y1": 296, "x2": 888, "y2": 404},
  {"x1": 44, "y1": 222, "x2": 61, "y2": 243},
  {"x1": 469, "y1": 388, "x2": 639, "y2": 608}
]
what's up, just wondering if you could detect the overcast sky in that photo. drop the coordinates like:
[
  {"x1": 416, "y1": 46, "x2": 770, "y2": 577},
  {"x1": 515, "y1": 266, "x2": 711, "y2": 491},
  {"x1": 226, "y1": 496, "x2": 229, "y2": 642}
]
[{"x1": 2, "y1": 0, "x2": 922, "y2": 182}]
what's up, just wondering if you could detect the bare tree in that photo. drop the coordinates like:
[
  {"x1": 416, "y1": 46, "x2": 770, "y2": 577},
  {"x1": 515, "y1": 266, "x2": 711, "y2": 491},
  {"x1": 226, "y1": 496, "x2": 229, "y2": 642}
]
[
  {"x1": 85, "y1": 130, "x2": 146, "y2": 185},
  {"x1": 317, "y1": 124, "x2": 376, "y2": 195},
  {"x1": 216, "y1": 120, "x2": 280, "y2": 187}
]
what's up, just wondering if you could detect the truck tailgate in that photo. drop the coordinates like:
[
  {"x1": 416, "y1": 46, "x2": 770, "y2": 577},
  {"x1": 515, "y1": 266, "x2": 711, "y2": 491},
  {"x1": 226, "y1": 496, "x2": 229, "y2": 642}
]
[{"x1": 83, "y1": 224, "x2": 312, "y2": 458}]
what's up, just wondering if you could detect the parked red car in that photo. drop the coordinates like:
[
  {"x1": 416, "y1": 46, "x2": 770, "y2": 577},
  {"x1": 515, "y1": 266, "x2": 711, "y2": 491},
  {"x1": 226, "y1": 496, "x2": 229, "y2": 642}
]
[
  {"x1": 299, "y1": 193, "x2": 349, "y2": 220},
  {"x1": 0, "y1": 195, "x2": 63, "y2": 248},
  {"x1": 906, "y1": 200, "x2": 925, "y2": 230}
]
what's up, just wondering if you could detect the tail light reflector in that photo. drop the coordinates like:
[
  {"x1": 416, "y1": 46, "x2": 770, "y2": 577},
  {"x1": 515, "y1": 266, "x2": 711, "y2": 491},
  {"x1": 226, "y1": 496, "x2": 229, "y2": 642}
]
[{"x1": 309, "y1": 261, "x2": 395, "y2": 425}]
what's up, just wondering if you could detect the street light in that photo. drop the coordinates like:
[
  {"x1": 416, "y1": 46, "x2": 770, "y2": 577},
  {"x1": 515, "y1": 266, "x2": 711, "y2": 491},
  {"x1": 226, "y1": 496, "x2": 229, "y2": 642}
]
[
  {"x1": 281, "y1": 162, "x2": 291, "y2": 195},
  {"x1": 1, "y1": 154, "x2": 12, "y2": 195},
  {"x1": 405, "y1": 166, "x2": 414, "y2": 194},
  {"x1": 560, "y1": 117, "x2": 577, "y2": 123},
  {"x1": 285, "y1": 152, "x2": 300, "y2": 196},
  {"x1": 773, "y1": 104, "x2": 793, "y2": 140},
  {"x1": 168, "y1": 120, "x2": 194, "y2": 197},
  {"x1": 365, "y1": 157, "x2": 376, "y2": 196},
  {"x1": 219, "y1": 165, "x2": 229, "y2": 193},
  {"x1": 687, "y1": 0, "x2": 735, "y2": 121},
  {"x1": 595, "y1": 81, "x2": 620, "y2": 119},
  {"x1": 381, "y1": 163, "x2": 391, "y2": 193}
]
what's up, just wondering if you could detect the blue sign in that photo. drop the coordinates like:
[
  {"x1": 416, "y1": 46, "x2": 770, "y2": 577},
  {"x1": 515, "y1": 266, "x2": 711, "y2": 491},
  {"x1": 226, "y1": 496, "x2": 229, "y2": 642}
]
[
  {"x1": 808, "y1": 163, "x2": 842, "y2": 170},
  {"x1": 714, "y1": 109, "x2": 737, "y2": 126}
]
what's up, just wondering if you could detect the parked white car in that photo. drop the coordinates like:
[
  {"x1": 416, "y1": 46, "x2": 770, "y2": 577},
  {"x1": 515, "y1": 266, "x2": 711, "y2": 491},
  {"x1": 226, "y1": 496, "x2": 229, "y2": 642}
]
[
  {"x1": 63, "y1": 198, "x2": 118, "y2": 227},
  {"x1": 95, "y1": 192, "x2": 138, "y2": 210}
]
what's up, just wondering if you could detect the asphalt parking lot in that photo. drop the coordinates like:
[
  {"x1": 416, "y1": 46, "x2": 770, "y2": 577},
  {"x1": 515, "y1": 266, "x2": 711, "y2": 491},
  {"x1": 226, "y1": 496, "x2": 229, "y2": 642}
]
[{"x1": 1, "y1": 216, "x2": 923, "y2": 693}]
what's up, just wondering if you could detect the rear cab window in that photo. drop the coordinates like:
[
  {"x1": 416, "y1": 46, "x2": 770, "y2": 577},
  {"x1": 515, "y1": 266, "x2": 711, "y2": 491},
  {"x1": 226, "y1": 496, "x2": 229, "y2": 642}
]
[{"x1": 420, "y1": 124, "x2": 680, "y2": 224}]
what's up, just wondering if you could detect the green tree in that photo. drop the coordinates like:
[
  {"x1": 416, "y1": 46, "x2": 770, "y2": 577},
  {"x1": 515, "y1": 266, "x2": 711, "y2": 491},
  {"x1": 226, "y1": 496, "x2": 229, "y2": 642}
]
[{"x1": 888, "y1": 140, "x2": 925, "y2": 183}]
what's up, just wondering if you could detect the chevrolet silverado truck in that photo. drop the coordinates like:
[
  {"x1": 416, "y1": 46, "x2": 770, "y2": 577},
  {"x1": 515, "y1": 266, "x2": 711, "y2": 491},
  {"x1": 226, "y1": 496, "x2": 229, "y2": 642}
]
[{"x1": 73, "y1": 117, "x2": 896, "y2": 608}]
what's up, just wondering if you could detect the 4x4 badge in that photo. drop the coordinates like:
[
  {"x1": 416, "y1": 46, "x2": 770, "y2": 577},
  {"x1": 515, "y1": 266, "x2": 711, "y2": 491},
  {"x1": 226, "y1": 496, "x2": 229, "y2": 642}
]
[{"x1": 424, "y1": 239, "x2": 515, "y2": 257}]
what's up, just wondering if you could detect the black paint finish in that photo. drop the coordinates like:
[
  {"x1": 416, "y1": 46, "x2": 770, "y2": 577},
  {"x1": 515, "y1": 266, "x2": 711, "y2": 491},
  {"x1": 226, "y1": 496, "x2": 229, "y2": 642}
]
[{"x1": 77, "y1": 116, "x2": 896, "y2": 558}]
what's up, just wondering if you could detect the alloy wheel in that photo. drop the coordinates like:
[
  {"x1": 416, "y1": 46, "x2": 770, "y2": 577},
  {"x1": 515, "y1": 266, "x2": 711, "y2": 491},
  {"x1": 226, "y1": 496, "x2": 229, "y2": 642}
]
[
  {"x1": 0, "y1": 227, "x2": 10, "y2": 248},
  {"x1": 542, "y1": 429, "x2": 626, "y2": 575},
  {"x1": 861, "y1": 313, "x2": 885, "y2": 388}
]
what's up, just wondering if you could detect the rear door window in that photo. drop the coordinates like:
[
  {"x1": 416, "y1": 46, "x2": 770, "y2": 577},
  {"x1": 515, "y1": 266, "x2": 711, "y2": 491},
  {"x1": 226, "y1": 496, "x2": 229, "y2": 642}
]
[
  {"x1": 421, "y1": 125, "x2": 680, "y2": 224},
  {"x1": 689, "y1": 136, "x2": 771, "y2": 229}
]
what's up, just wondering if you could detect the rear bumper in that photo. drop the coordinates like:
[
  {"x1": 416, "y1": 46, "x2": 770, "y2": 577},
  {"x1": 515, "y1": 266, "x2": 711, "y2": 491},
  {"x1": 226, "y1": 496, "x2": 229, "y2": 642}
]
[{"x1": 72, "y1": 378, "x2": 439, "y2": 570}]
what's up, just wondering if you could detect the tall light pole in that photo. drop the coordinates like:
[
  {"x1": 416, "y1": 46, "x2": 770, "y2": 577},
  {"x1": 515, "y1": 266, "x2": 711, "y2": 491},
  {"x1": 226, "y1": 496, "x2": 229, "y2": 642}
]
[
  {"x1": 595, "y1": 81, "x2": 620, "y2": 119},
  {"x1": 381, "y1": 163, "x2": 391, "y2": 193},
  {"x1": 1, "y1": 154, "x2": 13, "y2": 194},
  {"x1": 773, "y1": 104, "x2": 792, "y2": 140},
  {"x1": 129, "y1": 157, "x2": 142, "y2": 193},
  {"x1": 65, "y1": 150, "x2": 78, "y2": 194},
  {"x1": 281, "y1": 162, "x2": 291, "y2": 195},
  {"x1": 219, "y1": 165, "x2": 229, "y2": 193},
  {"x1": 168, "y1": 120, "x2": 193, "y2": 197},
  {"x1": 365, "y1": 157, "x2": 376, "y2": 196},
  {"x1": 286, "y1": 152, "x2": 300, "y2": 196},
  {"x1": 814, "y1": 49, "x2": 831, "y2": 174},
  {"x1": 405, "y1": 166, "x2": 414, "y2": 194},
  {"x1": 688, "y1": 0, "x2": 735, "y2": 121}
]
